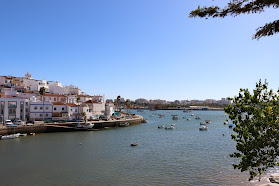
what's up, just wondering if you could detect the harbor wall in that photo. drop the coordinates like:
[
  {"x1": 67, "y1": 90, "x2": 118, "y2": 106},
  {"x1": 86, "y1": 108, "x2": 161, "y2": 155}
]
[{"x1": 0, "y1": 116, "x2": 143, "y2": 135}]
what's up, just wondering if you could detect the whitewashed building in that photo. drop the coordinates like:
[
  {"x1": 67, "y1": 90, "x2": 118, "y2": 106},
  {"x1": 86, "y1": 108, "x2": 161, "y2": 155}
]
[
  {"x1": 52, "y1": 102, "x2": 68, "y2": 121},
  {"x1": 66, "y1": 103, "x2": 79, "y2": 121},
  {"x1": 0, "y1": 97, "x2": 29, "y2": 123},
  {"x1": 29, "y1": 96, "x2": 52, "y2": 120}
]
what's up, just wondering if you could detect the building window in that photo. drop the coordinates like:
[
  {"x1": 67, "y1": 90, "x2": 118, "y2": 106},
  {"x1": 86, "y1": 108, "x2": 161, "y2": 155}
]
[
  {"x1": 40, "y1": 106, "x2": 43, "y2": 110},
  {"x1": 26, "y1": 102, "x2": 28, "y2": 106},
  {"x1": 40, "y1": 114, "x2": 43, "y2": 117},
  {"x1": 75, "y1": 109, "x2": 77, "y2": 112},
  {"x1": 46, "y1": 114, "x2": 48, "y2": 117},
  {"x1": 54, "y1": 107, "x2": 56, "y2": 111},
  {"x1": 46, "y1": 106, "x2": 48, "y2": 110},
  {"x1": 54, "y1": 98, "x2": 57, "y2": 101},
  {"x1": 35, "y1": 106, "x2": 37, "y2": 110},
  {"x1": 71, "y1": 109, "x2": 72, "y2": 111},
  {"x1": 8, "y1": 101, "x2": 17, "y2": 119},
  {"x1": 62, "y1": 107, "x2": 64, "y2": 111}
]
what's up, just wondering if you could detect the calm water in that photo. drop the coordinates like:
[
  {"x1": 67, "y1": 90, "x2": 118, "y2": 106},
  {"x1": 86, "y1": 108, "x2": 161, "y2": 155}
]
[{"x1": 0, "y1": 110, "x2": 273, "y2": 185}]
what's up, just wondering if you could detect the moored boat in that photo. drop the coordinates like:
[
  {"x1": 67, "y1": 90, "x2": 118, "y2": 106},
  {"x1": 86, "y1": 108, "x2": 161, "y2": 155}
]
[{"x1": 199, "y1": 125, "x2": 208, "y2": 131}]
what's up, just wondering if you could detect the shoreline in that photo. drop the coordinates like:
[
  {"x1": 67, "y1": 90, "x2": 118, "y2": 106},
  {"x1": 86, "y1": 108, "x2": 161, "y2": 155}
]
[{"x1": 0, "y1": 115, "x2": 143, "y2": 135}]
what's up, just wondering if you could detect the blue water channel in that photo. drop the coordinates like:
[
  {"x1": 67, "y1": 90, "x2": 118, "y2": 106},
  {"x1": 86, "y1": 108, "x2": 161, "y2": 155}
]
[{"x1": 0, "y1": 110, "x2": 272, "y2": 185}]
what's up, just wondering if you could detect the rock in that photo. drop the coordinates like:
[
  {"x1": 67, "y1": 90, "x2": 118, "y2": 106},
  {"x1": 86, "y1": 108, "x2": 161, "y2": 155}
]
[{"x1": 269, "y1": 175, "x2": 279, "y2": 184}]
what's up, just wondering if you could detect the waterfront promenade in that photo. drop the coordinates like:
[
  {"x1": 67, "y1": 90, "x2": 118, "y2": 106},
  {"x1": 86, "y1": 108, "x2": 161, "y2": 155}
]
[{"x1": 0, "y1": 115, "x2": 143, "y2": 135}]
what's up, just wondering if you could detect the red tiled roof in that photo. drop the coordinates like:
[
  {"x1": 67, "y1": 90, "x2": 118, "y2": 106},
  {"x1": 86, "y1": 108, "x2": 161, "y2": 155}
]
[
  {"x1": 66, "y1": 103, "x2": 78, "y2": 107},
  {"x1": 43, "y1": 94, "x2": 66, "y2": 97}
]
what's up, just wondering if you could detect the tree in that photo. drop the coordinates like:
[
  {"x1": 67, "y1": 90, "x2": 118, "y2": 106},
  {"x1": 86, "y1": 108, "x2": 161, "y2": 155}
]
[
  {"x1": 115, "y1": 95, "x2": 121, "y2": 111},
  {"x1": 76, "y1": 97, "x2": 80, "y2": 121},
  {"x1": 125, "y1": 99, "x2": 130, "y2": 114},
  {"x1": 224, "y1": 80, "x2": 279, "y2": 181},
  {"x1": 39, "y1": 87, "x2": 46, "y2": 121},
  {"x1": 81, "y1": 112, "x2": 86, "y2": 122},
  {"x1": 189, "y1": 1, "x2": 279, "y2": 40}
]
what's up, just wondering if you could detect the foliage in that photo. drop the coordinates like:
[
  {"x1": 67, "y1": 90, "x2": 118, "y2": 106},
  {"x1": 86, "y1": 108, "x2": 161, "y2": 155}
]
[
  {"x1": 225, "y1": 80, "x2": 279, "y2": 181},
  {"x1": 39, "y1": 87, "x2": 46, "y2": 95},
  {"x1": 189, "y1": 0, "x2": 279, "y2": 39}
]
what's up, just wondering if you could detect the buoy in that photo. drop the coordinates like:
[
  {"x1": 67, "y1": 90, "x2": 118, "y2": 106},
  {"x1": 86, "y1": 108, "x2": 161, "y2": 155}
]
[{"x1": 223, "y1": 133, "x2": 225, "y2": 136}]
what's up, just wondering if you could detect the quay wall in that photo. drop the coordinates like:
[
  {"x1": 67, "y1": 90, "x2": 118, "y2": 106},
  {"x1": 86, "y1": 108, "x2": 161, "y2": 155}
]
[{"x1": 0, "y1": 116, "x2": 143, "y2": 135}]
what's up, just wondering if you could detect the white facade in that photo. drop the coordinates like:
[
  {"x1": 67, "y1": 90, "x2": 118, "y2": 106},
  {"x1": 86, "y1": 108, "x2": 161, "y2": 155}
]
[
  {"x1": 48, "y1": 81, "x2": 65, "y2": 95},
  {"x1": 64, "y1": 85, "x2": 82, "y2": 95},
  {"x1": 66, "y1": 104, "x2": 79, "y2": 121},
  {"x1": 52, "y1": 103, "x2": 68, "y2": 120},
  {"x1": 105, "y1": 103, "x2": 114, "y2": 117},
  {"x1": 0, "y1": 97, "x2": 29, "y2": 123},
  {"x1": 29, "y1": 96, "x2": 52, "y2": 120}
]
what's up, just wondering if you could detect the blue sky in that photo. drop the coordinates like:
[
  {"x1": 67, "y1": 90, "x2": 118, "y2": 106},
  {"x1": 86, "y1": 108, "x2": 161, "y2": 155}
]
[{"x1": 0, "y1": 0, "x2": 278, "y2": 101}]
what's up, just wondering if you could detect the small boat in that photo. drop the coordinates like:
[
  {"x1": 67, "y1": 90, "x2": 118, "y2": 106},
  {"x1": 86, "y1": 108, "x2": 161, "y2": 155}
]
[
  {"x1": 131, "y1": 143, "x2": 138, "y2": 146},
  {"x1": 187, "y1": 118, "x2": 191, "y2": 121},
  {"x1": 76, "y1": 122, "x2": 94, "y2": 129},
  {"x1": 200, "y1": 122, "x2": 206, "y2": 125},
  {"x1": 170, "y1": 124, "x2": 175, "y2": 127},
  {"x1": 0, "y1": 133, "x2": 20, "y2": 140},
  {"x1": 205, "y1": 120, "x2": 211, "y2": 124},
  {"x1": 172, "y1": 115, "x2": 179, "y2": 120},
  {"x1": 120, "y1": 122, "x2": 129, "y2": 127},
  {"x1": 229, "y1": 124, "x2": 235, "y2": 128},
  {"x1": 18, "y1": 133, "x2": 27, "y2": 136},
  {"x1": 191, "y1": 114, "x2": 194, "y2": 116},
  {"x1": 150, "y1": 115, "x2": 154, "y2": 117},
  {"x1": 158, "y1": 125, "x2": 165, "y2": 129},
  {"x1": 195, "y1": 116, "x2": 202, "y2": 120},
  {"x1": 165, "y1": 126, "x2": 174, "y2": 130},
  {"x1": 199, "y1": 126, "x2": 208, "y2": 131},
  {"x1": 142, "y1": 119, "x2": 148, "y2": 123},
  {"x1": 224, "y1": 121, "x2": 229, "y2": 125}
]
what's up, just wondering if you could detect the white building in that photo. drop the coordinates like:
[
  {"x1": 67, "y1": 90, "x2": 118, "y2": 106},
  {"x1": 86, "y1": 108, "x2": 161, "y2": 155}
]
[
  {"x1": 48, "y1": 81, "x2": 65, "y2": 94},
  {"x1": 66, "y1": 103, "x2": 79, "y2": 121},
  {"x1": 22, "y1": 73, "x2": 49, "y2": 92},
  {"x1": 105, "y1": 103, "x2": 114, "y2": 117},
  {"x1": 0, "y1": 97, "x2": 29, "y2": 123},
  {"x1": 52, "y1": 102, "x2": 68, "y2": 121},
  {"x1": 64, "y1": 85, "x2": 82, "y2": 95},
  {"x1": 29, "y1": 96, "x2": 52, "y2": 120}
]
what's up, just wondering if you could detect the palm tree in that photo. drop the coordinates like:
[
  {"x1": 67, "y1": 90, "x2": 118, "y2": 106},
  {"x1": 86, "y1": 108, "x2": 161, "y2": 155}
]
[
  {"x1": 125, "y1": 99, "x2": 130, "y2": 114},
  {"x1": 39, "y1": 87, "x2": 46, "y2": 121},
  {"x1": 81, "y1": 112, "x2": 86, "y2": 122},
  {"x1": 76, "y1": 97, "x2": 80, "y2": 121},
  {"x1": 115, "y1": 95, "x2": 121, "y2": 112}
]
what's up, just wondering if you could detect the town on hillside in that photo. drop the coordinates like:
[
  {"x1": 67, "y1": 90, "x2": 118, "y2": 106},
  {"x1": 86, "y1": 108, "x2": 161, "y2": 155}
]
[
  {"x1": 0, "y1": 73, "x2": 233, "y2": 125},
  {"x1": 0, "y1": 73, "x2": 114, "y2": 124}
]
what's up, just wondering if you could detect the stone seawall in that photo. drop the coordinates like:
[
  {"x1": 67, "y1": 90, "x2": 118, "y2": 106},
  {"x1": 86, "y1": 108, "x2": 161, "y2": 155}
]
[{"x1": 0, "y1": 116, "x2": 143, "y2": 135}]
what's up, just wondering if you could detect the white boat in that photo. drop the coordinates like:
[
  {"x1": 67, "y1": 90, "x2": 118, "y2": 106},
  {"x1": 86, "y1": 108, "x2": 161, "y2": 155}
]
[
  {"x1": 165, "y1": 126, "x2": 174, "y2": 130},
  {"x1": 187, "y1": 118, "x2": 191, "y2": 121},
  {"x1": 224, "y1": 121, "x2": 229, "y2": 125},
  {"x1": 158, "y1": 125, "x2": 165, "y2": 129},
  {"x1": 200, "y1": 122, "x2": 206, "y2": 125},
  {"x1": 76, "y1": 122, "x2": 94, "y2": 129},
  {"x1": 205, "y1": 120, "x2": 211, "y2": 124},
  {"x1": 195, "y1": 116, "x2": 202, "y2": 120},
  {"x1": 0, "y1": 133, "x2": 20, "y2": 140},
  {"x1": 191, "y1": 114, "x2": 194, "y2": 116},
  {"x1": 142, "y1": 119, "x2": 148, "y2": 123},
  {"x1": 199, "y1": 126, "x2": 208, "y2": 131}
]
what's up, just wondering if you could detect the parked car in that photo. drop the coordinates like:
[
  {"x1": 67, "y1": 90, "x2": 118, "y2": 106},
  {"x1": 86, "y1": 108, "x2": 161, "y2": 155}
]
[
  {"x1": 99, "y1": 115, "x2": 109, "y2": 121},
  {"x1": 14, "y1": 120, "x2": 25, "y2": 125},
  {"x1": 5, "y1": 120, "x2": 17, "y2": 127}
]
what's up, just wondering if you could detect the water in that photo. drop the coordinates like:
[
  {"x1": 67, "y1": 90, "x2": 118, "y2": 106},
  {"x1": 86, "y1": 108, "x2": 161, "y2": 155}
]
[{"x1": 0, "y1": 110, "x2": 272, "y2": 185}]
